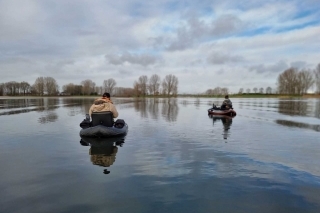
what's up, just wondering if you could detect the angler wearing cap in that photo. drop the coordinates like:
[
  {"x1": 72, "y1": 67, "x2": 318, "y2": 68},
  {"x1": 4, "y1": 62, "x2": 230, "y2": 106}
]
[{"x1": 89, "y1": 92, "x2": 118, "y2": 118}]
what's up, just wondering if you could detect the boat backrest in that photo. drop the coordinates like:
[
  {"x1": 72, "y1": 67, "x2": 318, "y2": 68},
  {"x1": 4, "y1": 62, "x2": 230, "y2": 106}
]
[{"x1": 91, "y1": 111, "x2": 114, "y2": 127}]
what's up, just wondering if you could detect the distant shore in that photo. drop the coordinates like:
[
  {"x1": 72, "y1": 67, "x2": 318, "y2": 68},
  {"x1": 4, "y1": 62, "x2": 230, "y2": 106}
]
[{"x1": 1, "y1": 94, "x2": 320, "y2": 99}]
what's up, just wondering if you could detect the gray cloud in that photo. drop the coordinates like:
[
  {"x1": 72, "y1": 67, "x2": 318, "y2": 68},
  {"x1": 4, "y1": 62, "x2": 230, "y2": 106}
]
[
  {"x1": 164, "y1": 14, "x2": 244, "y2": 51},
  {"x1": 249, "y1": 60, "x2": 288, "y2": 73},
  {"x1": 105, "y1": 52, "x2": 158, "y2": 66},
  {"x1": 207, "y1": 52, "x2": 245, "y2": 64},
  {"x1": 290, "y1": 61, "x2": 308, "y2": 69}
]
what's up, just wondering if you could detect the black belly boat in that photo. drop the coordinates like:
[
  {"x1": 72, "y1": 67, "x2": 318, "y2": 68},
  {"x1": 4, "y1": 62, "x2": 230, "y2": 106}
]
[
  {"x1": 80, "y1": 111, "x2": 128, "y2": 137},
  {"x1": 208, "y1": 104, "x2": 236, "y2": 117}
]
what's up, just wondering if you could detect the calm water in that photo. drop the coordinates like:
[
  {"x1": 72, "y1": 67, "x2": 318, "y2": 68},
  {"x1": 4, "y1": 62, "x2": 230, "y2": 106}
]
[{"x1": 0, "y1": 97, "x2": 319, "y2": 213}]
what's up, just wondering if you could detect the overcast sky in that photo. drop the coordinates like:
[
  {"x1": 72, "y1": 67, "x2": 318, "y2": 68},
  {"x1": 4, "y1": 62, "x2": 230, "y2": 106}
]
[{"x1": 1, "y1": 0, "x2": 320, "y2": 94}]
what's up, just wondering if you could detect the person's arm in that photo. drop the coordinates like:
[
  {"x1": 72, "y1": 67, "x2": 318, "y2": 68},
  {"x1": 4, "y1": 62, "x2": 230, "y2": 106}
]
[
  {"x1": 89, "y1": 104, "x2": 94, "y2": 117},
  {"x1": 111, "y1": 104, "x2": 119, "y2": 118}
]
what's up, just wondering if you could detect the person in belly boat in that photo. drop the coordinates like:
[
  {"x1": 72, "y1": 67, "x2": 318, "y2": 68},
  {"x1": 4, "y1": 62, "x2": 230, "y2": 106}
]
[
  {"x1": 89, "y1": 92, "x2": 119, "y2": 118},
  {"x1": 221, "y1": 95, "x2": 232, "y2": 110}
]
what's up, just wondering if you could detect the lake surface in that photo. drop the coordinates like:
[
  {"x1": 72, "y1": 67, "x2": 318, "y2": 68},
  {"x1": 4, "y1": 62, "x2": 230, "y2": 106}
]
[{"x1": 0, "y1": 97, "x2": 319, "y2": 213}]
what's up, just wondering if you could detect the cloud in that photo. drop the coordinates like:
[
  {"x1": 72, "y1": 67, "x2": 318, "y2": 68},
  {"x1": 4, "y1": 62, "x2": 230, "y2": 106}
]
[
  {"x1": 163, "y1": 14, "x2": 244, "y2": 51},
  {"x1": 0, "y1": 0, "x2": 320, "y2": 94},
  {"x1": 207, "y1": 52, "x2": 245, "y2": 64},
  {"x1": 105, "y1": 52, "x2": 159, "y2": 66},
  {"x1": 249, "y1": 61, "x2": 289, "y2": 74}
]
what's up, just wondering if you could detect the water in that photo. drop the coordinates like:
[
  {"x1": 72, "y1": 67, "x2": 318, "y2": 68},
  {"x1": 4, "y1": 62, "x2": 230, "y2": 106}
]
[{"x1": 0, "y1": 97, "x2": 319, "y2": 213}]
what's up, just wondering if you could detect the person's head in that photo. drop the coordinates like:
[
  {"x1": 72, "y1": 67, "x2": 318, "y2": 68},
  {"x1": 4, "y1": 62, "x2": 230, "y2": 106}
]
[
  {"x1": 225, "y1": 95, "x2": 229, "y2": 99},
  {"x1": 102, "y1": 92, "x2": 110, "y2": 99}
]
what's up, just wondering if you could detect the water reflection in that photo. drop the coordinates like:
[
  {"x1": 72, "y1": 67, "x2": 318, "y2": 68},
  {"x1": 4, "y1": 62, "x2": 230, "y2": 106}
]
[
  {"x1": 38, "y1": 112, "x2": 58, "y2": 124},
  {"x1": 161, "y1": 98, "x2": 179, "y2": 122},
  {"x1": 80, "y1": 136, "x2": 125, "y2": 174},
  {"x1": 61, "y1": 98, "x2": 93, "y2": 116},
  {"x1": 276, "y1": 119, "x2": 320, "y2": 132},
  {"x1": 315, "y1": 101, "x2": 320, "y2": 119},
  {"x1": 132, "y1": 98, "x2": 179, "y2": 121},
  {"x1": 209, "y1": 115, "x2": 233, "y2": 139},
  {"x1": 278, "y1": 100, "x2": 308, "y2": 116},
  {"x1": 0, "y1": 98, "x2": 60, "y2": 116}
]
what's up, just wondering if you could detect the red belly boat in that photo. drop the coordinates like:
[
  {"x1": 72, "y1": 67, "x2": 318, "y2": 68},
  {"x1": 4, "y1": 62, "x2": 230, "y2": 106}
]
[{"x1": 208, "y1": 108, "x2": 237, "y2": 117}]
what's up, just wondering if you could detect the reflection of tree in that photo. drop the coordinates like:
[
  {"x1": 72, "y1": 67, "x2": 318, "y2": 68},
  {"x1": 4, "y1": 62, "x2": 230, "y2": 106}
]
[
  {"x1": 61, "y1": 98, "x2": 93, "y2": 116},
  {"x1": 38, "y1": 112, "x2": 58, "y2": 124},
  {"x1": 0, "y1": 98, "x2": 60, "y2": 121},
  {"x1": 194, "y1": 98, "x2": 200, "y2": 108},
  {"x1": 36, "y1": 98, "x2": 59, "y2": 123},
  {"x1": 148, "y1": 98, "x2": 159, "y2": 120},
  {"x1": 278, "y1": 100, "x2": 308, "y2": 116},
  {"x1": 132, "y1": 98, "x2": 180, "y2": 121},
  {"x1": 134, "y1": 98, "x2": 148, "y2": 118},
  {"x1": 209, "y1": 115, "x2": 233, "y2": 139},
  {"x1": 276, "y1": 120, "x2": 320, "y2": 132},
  {"x1": 315, "y1": 101, "x2": 320, "y2": 119},
  {"x1": 161, "y1": 98, "x2": 179, "y2": 122}
]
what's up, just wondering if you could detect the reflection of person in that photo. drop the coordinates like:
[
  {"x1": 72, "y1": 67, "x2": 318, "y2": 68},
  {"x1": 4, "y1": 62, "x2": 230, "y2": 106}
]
[
  {"x1": 89, "y1": 92, "x2": 118, "y2": 118},
  {"x1": 90, "y1": 146, "x2": 118, "y2": 167},
  {"x1": 210, "y1": 115, "x2": 233, "y2": 139},
  {"x1": 221, "y1": 95, "x2": 232, "y2": 110},
  {"x1": 80, "y1": 136, "x2": 125, "y2": 175},
  {"x1": 221, "y1": 116, "x2": 232, "y2": 139}
]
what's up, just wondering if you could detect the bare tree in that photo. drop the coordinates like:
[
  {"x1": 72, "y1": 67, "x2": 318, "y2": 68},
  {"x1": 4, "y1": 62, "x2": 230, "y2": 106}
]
[
  {"x1": 221, "y1": 87, "x2": 229, "y2": 95},
  {"x1": 81, "y1": 79, "x2": 96, "y2": 95},
  {"x1": 0, "y1": 83, "x2": 5, "y2": 96},
  {"x1": 212, "y1": 87, "x2": 222, "y2": 95},
  {"x1": 315, "y1": 63, "x2": 320, "y2": 94},
  {"x1": 103, "y1": 78, "x2": 117, "y2": 95},
  {"x1": 253, "y1": 87, "x2": 258, "y2": 93},
  {"x1": 162, "y1": 74, "x2": 178, "y2": 95},
  {"x1": 44, "y1": 77, "x2": 59, "y2": 95},
  {"x1": 148, "y1": 74, "x2": 161, "y2": 95},
  {"x1": 278, "y1": 67, "x2": 314, "y2": 94},
  {"x1": 62, "y1": 83, "x2": 75, "y2": 94},
  {"x1": 205, "y1": 89, "x2": 213, "y2": 95},
  {"x1": 138, "y1": 75, "x2": 148, "y2": 95},
  {"x1": 20, "y1": 81, "x2": 30, "y2": 96},
  {"x1": 133, "y1": 81, "x2": 141, "y2": 96},
  {"x1": 259, "y1": 87, "x2": 264, "y2": 93},
  {"x1": 5, "y1": 81, "x2": 18, "y2": 95},
  {"x1": 238, "y1": 88, "x2": 243, "y2": 94},
  {"x1": 246, "y1": 88, "x2": 250, "y2": 93},
  {"x1": 277, "y1": 68, "x2": 298, "y2": 94},
  {"x1": 33, "y1": 77, "x2": 45, "y2": 96},
  {"x1": 266, "y1": 87, "x2": 272, "y2": 94},
  {"x1": 298, "y1": 69, "x2": 314, "y2": 94}
]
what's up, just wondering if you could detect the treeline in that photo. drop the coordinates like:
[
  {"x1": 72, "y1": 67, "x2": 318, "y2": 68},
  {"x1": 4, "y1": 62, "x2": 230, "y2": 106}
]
[
  {"x1": 205, "y1": 86, "x2": 273, "y2": 95},
  {"x1": 0, "y1": 77, "x2": 58, "y2": 96},
  {"x1": 204, "y1": 63, "x2": 320, "y2": 95},
  {"x1": 0, "y1": 74, "x2": 179, "y2": 97}
]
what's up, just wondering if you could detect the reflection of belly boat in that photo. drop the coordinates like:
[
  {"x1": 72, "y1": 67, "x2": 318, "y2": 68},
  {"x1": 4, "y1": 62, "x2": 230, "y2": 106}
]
[
  {"x1": 80, "y1": 124, "x2": 128, "y2": 137},
  {"x1": 79, "y1": 111, "x2": 128, "y2": 137},
  {"x1": 207, "y1": 108, "x2": 237, "y2": 117}
]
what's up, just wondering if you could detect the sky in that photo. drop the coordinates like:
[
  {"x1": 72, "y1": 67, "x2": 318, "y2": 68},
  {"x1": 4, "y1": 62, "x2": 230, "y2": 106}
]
[{"x1": 0, "y1": 0, "x2": 320, "y2": 94}]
